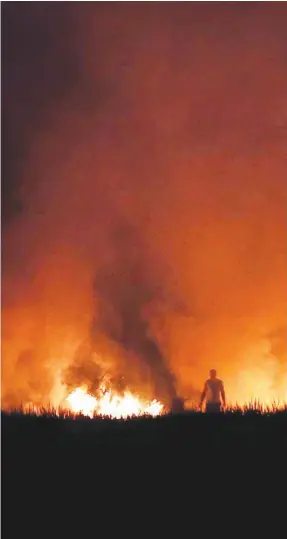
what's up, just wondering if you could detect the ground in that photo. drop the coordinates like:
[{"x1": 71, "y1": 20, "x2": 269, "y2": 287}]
[{"x1": 2, "y1": 409, "x2": 286, "y2": 537}]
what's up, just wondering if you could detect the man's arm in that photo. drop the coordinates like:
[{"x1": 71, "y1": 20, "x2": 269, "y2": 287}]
[
  {"x1": 220, "y1": 381, "x2": 226, "y2": 408},
  {"x1": 199, "y1": 382, "x2": 207, "y2": 410}
]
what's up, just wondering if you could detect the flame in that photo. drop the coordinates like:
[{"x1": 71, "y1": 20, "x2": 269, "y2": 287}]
[
  {"x1": 66, "y1": 387, "x2": 98, "y2": 417},
  {"x1": 66, "y1": 386, "x2": 164, "y2": 418}
]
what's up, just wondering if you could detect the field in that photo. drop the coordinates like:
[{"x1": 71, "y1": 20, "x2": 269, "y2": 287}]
[
  {"x1": 3, "y1": 404, "x2": 287, "y2": 457},
  {"x1": 2, "y1": 406, "x2": 287, "y2": 536}
]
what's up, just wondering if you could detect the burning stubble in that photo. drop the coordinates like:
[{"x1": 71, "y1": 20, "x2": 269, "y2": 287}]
[
  {"x1": 63, "y1": 222, "x2": 179, "y2": 407},
  {"x1": 1, "y1": 3, "x2": 287, "y2": 410}
]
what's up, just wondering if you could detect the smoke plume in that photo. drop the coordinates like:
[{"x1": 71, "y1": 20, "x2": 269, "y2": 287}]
[{"x1": 2, "y1": 3, "x2": 287, "y2": 408}]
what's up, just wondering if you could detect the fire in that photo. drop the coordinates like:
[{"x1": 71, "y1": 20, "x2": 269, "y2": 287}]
[
  {"x1": 66, "y1": 387, "x2": 98, "y2": 417},
  {"x1": 66, "y1": 386, "x2": 164, "y2": 418}
]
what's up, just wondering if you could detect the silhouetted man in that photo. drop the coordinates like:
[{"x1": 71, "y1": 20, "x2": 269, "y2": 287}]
[{"x1": 199, "y1": 369, "x2": 226, "y2": 413}]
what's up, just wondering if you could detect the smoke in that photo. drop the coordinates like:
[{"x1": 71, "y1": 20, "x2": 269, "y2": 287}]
[
  {"x1": 2, "y1": 3, "x2": 287, "y2": 408},
  {"x1": 93, "y1": 221, "x2": 178, "y2": 403},
  {"x1": 61, "y1": 221, "x2": 179, "y2": 405}
]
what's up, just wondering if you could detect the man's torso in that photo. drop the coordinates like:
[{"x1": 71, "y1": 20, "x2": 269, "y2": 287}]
[{"x1": 205, "y1": 379, "x2": 223, "y2": 403}]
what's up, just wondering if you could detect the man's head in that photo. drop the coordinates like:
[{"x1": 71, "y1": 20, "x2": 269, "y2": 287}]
[{"x1": 210, "y1": 369, "x2": 217, "y2": 380}]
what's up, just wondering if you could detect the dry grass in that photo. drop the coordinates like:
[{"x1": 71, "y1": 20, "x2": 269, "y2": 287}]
[{"x1": 2, "y1": 400, "x2": 286, "y2": 419}]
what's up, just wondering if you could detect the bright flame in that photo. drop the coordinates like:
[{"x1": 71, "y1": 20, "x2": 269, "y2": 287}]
[
  {"x1": 66, "y1": 386, "x2": 164, "y2": 418},
  {"x1": 66, "y1": 387, "x2": 98, "y2": 418}
]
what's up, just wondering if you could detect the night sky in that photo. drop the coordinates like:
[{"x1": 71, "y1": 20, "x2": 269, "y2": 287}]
[{"x1": 2, "y1": 2, "x2": 287, "y2": 406}]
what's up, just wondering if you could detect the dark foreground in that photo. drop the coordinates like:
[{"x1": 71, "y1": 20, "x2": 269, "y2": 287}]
[{"x1": 2, "y1": 409, "x2": 287, "y2": 536}]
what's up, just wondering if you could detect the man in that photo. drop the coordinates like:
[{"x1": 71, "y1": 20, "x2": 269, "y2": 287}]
[{"x1": 199, "y1": 369, "x2": 226, "y2": 413}]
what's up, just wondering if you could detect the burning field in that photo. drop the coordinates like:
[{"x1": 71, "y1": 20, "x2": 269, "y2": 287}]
[
  {"x1": 7, "y1": 383, "x2": 287, "y2": 420},
  {"x1": 3, "y1": 6, "x2": 287, "y2": 536},
  {"x1": 2, "y1": 3, "x2": 287, "y2": 419},
  {"x1": 23, "y1": 384, "x2": 164, "y2": 419},
  {"x1": 2, "y1": 215, "x2": 286, "y2": 415}
]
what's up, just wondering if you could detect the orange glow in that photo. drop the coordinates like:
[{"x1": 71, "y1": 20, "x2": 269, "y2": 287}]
[
  {"x1": 226, "y1": 368, "x2": 287, "y2": 408},
  {"x1": 2, "y1": 4, "x2": 287, "y2": 415},
  {"x1": 223, "y1": 339, "x2": 287, "y2": 408}
]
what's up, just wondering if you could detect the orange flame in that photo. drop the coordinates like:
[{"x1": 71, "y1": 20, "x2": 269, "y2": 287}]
[{"x1": 66, "y1": 386, "x2": 164, "y2": 418}]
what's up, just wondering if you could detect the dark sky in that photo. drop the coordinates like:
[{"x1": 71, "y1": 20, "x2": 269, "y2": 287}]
[
  {"x1": 2, "y1": 2, "x2": 81, "y2": 223},
  {"x1": 2, "y1": 2, "x2": 287, "y2": 406}
]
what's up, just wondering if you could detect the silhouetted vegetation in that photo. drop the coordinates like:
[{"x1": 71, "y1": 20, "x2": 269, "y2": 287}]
[
  {"x1": 2, "y1": 406, "x2": 286, "y2": 537},
  {"x1": 3, "y1": 404, "x2": 287, "y2": 454}
]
